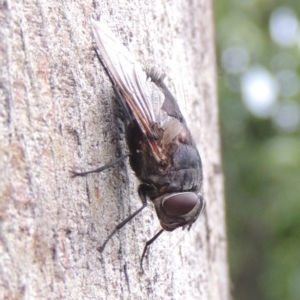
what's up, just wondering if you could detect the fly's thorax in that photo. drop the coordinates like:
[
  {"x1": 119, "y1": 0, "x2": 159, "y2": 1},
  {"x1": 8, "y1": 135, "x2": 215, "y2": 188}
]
[{"x1": 153, "y1": 192, "x2": 205, "y2": 231}]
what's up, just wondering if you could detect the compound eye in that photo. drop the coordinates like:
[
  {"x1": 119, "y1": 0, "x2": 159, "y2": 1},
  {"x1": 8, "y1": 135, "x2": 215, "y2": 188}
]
[{"x1": 162, "y1": 192, "x2": 199, "y2": 216}]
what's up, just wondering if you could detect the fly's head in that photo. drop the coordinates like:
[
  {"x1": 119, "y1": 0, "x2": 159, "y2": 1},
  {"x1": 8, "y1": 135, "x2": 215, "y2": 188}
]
[{"x1": 153, "y1": 192, "x2": 205, "y2": 231}]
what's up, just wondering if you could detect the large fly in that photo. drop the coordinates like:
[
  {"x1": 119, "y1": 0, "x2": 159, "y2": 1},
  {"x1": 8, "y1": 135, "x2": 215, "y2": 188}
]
[{"x1": 72, "y1": 20, "x2": 205, "y2": 268}]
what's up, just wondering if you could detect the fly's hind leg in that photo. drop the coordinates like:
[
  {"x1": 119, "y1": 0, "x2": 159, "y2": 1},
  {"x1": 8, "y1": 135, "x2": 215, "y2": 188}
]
[{"x1": 70, "y1": 153, "x2": 130, "y2": 177}]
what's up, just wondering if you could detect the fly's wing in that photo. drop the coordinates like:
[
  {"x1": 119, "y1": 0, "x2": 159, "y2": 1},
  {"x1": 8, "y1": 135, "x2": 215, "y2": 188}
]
[{"x1": 91, "y1": 20, "x2": 189, "y2": 164}]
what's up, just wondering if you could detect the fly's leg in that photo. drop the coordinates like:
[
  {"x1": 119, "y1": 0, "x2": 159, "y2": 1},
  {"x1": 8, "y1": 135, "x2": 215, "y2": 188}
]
[
  {"x1": 140, "y1": 229, "x2": 164, "y2": 271},
  {"x1": 97, "y1": 184, "x2": 152, "y2": 253},
  {"x1": 70, "y1": 154, "x2": 130, "y2": 177}
]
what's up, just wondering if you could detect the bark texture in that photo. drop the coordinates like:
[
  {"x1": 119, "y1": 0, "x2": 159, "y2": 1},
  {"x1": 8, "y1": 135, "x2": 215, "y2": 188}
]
[{"x1": 0, "y1": 0, "x2": 230, "y2": 299}]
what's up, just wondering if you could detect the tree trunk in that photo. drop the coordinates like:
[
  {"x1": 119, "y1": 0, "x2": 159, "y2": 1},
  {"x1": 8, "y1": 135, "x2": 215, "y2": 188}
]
[{"x1": 0, "y1": 0, "x2": 230, "y2": 299}]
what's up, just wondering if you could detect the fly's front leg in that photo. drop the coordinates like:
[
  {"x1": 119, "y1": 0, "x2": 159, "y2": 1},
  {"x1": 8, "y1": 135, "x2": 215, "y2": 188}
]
[
  {"x1": 140, "y1": 229, "x2": 164, "y2": 271},
  {"x1": 97, "y1": 183, "x2": 153, "y2": 253}
]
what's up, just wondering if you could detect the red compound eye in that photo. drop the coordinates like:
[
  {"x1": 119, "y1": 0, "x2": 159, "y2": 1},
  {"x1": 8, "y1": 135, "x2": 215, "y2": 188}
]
[{"x1": 162, "y1": 192, "x2": 198, "y2": 216}]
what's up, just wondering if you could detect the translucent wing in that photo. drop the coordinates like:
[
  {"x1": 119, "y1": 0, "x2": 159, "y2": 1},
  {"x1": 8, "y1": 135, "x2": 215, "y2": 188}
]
[{"x1": 91, "y1": 20, "x2": 189, "y2": 164}]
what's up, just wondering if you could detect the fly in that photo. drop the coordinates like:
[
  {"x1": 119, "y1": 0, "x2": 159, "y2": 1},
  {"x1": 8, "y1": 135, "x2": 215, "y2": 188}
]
[{"x1": 72, "y1": 20, "x2": 205, "y2": 268}]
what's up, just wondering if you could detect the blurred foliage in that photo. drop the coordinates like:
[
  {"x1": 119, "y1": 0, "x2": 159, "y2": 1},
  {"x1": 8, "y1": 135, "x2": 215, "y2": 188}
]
[{"x1": 215, "y1": 1, "x2": 300, "y2": 300}]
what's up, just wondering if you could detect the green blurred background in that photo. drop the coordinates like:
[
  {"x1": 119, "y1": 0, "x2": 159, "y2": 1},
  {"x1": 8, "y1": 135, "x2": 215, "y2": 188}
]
[{"x1": 215, "y1": 1, "x2": 300, "y2": 300}]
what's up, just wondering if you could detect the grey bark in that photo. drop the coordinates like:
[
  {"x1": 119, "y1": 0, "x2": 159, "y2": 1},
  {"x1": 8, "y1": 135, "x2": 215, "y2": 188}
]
[{"x1": 0, "y1": 0, "x2": 230, "y2": 299}]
